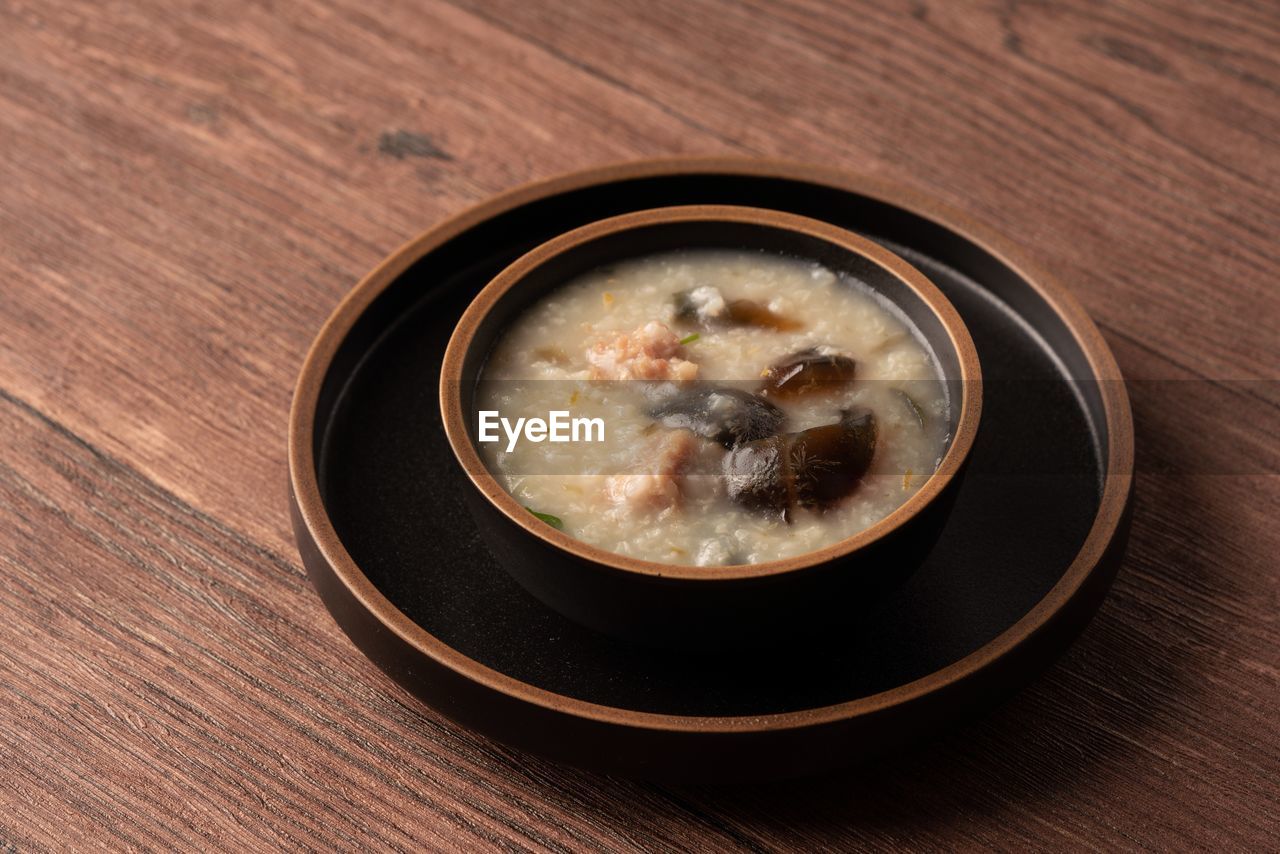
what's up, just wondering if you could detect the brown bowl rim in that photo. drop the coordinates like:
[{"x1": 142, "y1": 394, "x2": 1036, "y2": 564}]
[
  {"x1": 288, "y1": 156, "x2": 1133, "y2": 733},
  {"x1": 438, "y1": 204, "x2": 983, "y2": 581}
]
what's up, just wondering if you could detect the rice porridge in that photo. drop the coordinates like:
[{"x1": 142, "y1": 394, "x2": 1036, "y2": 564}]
[{"x1": 474, "y1": 249, "x2": 951, "y2": 566}]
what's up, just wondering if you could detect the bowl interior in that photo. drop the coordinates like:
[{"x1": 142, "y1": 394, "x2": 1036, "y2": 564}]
[{"x1": 442, "y1": 209, "x2": 978, "y2": 577}]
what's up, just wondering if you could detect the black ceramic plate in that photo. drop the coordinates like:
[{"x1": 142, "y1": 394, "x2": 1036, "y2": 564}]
[{"x1": 289, "y1": 159, "x2": 1133, "y2": 781}]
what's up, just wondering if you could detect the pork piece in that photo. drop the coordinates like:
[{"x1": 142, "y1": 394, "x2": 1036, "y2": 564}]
[
  {"x1": 605, "y1": 429, "x2": 701, "y2": 514},
  {"x1": 587, "y1": 321, "x2": 699, "y2": 382}
]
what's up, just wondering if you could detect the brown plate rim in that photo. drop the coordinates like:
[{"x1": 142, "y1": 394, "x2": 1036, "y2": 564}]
[
  {"x1": 287, "y1": 156, "x2": 1134, "y2": 733},
  {"x1": 437, "y1": 204, "x2": 983, "y2": 581}
]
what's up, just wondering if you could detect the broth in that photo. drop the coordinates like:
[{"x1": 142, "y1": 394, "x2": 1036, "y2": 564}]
[{"x1": 475, "y1": 249, "x2": 951, "y2": 565}]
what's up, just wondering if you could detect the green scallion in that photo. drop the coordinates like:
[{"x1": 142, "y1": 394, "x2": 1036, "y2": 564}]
[{"x1": 525, "y1": 507, "x2": 564, "y2": 530}]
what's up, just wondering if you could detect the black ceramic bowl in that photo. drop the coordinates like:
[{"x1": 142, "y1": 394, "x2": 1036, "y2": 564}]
[{"x1": 440, "y1": 205, "x2": 981, "y2": 647}]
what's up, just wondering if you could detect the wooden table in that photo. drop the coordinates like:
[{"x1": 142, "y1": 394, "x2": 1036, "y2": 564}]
[{"x1": 2, "y1": 1, "x2": 1276, "y2": 849}]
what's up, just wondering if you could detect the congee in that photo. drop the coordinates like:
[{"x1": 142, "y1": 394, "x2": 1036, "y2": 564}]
[{"x1": 475, "y1": 249, "x2": 951, "y2": 566}]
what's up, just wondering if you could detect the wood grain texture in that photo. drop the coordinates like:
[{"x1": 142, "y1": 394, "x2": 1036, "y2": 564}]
[{"x1": 0, "y1": 0, "x2": 1276, "y2": 849}]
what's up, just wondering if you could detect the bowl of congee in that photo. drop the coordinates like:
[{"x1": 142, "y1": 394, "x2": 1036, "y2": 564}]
[{"x1": 440, "y1": 206, "x2": 981, "y2": 647}]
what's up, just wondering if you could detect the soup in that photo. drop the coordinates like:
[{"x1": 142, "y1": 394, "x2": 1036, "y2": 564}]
[{"x1": 474, "y1": 249, "x2": 951, "y2": 566}]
